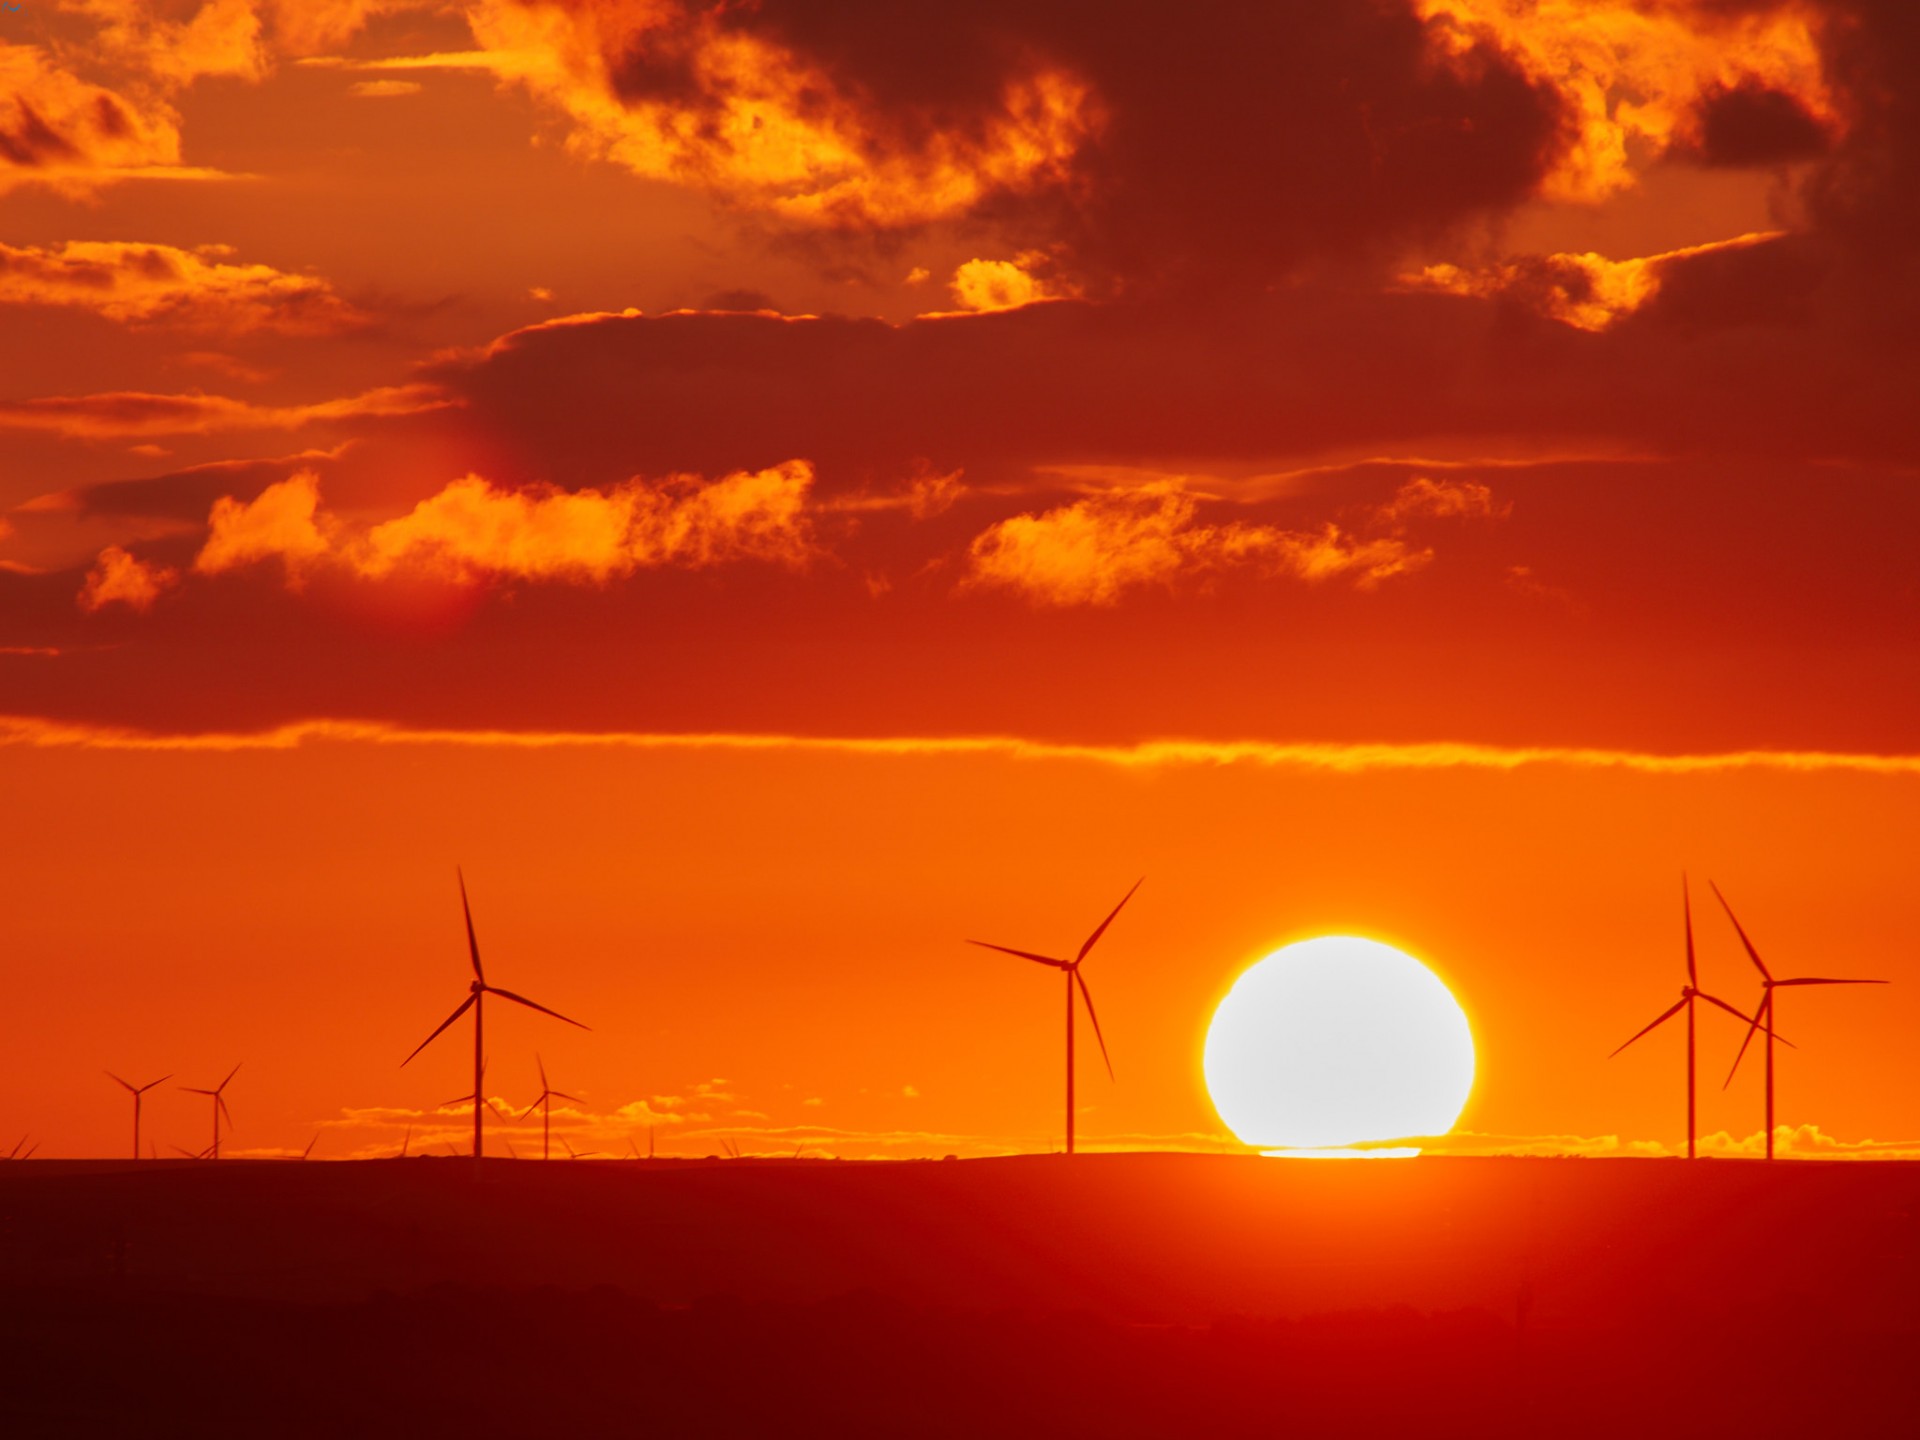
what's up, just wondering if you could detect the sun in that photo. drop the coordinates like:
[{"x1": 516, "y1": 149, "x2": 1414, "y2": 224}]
[{"x1": 1203, "y1": 936, "x2": 1475, "y2": 1154}]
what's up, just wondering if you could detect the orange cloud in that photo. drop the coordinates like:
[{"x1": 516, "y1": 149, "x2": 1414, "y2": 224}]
[
  {"x1": 1417, "y1": 0, "x2": 1837, "y2": 199},
  {"x1": 347, "y1": 79, "x2": 422, "y2": 97},
  {"x1": 191, "y1": 461, "x2": 820, "y2": 585},
  {"x1": 452, "y1": 0, "x2": 1102, "y2": 228},
  {"x1": 0, "y1": 240, "x2": 366, "y2": 333},
  {"x1": 358, "y1": 461, "x2": 819, "y2": 581},
  {"x1": 8, "y1": 715, "x2": 1920, "y2": 780},
  {"x1": 0, "y1": 383, "x2": 451, "y2": 438},
  {"x1": 949, "y1": 257, "x2": 1056, "y2": 313},
  {"x1": 1373, "y1": 475, "x2": 1511, "y2": 524},
  {"x1": 0, "y1": 40, "x2": 196, "y2": 192},
  {"x1": 68, "y1": 0, "x2": 268, "y2": 85},
  {"x1": 194, "y1": 471, "x2": 335, "y2": 578},
  {"x1": 76, "y1": 544, "x2": 177, "y2": 613},
  {"x1": 1402, "y1": 231, "x2": 1786, "y2": 330},
  {"x1": 964, "y1": 486, "x2": 1428, "y2": 606}
]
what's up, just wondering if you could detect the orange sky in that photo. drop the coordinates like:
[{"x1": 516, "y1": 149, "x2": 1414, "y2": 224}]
[{"x1": 3, "y1": 1, "x2": 1917, "y2": 1160}]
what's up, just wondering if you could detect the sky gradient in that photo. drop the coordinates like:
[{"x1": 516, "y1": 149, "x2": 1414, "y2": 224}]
[{"x1": 3, "y1": 0, "x2": 1916, "y2": 1160}]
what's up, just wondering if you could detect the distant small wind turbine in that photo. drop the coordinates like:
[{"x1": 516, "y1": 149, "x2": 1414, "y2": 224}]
[
  {"x1": 5, "y1": 1135, "x2": 34, "y2": 1160},
  {"x1": 171, "y1": 1143, "x2": 211, "y2": 1160},
  {"x1": 1715, "y1": 881, "x2": 1889, "y2": 1160},
  {"x1": 179, "y1": 1064, "x2": 240, "y2": 1160},
  {"x1": 518, "y1": 1054, "x2": 583, "y2": 1161},
  {"x1": 968, "y1": 877, "x2": 1141, "y2": 1156},
  {"x1": 402, "y1": 868, "x2": 589, "y2": 1165},
  {"x1": 106, "y1": 1071, "x2": 171, "y2": 1161},
  {"x1": 1610, "y1": 877, "x2": 1771, "y2": 1159},
  {"x1": 299, "y1": 1133, "x2": 320, "y2": 1160},
  {"x1": 560, "y1": 1138, "x2": 602, "y2": 1160}
]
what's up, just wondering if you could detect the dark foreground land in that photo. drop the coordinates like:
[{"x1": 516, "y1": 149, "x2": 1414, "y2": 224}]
[{"x1": 3, "y1": 1154, "x2": 1918, "y2": 1436}]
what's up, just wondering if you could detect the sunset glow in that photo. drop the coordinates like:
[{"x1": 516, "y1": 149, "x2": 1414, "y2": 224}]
[{"x1": 1, "y1": 0, "x2": 1914, "y2": 1173}]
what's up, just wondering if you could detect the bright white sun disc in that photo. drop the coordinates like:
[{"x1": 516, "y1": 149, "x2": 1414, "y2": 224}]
[{"x1": 1203, "y1": 936, "x2": 1475, "y2": 1150}]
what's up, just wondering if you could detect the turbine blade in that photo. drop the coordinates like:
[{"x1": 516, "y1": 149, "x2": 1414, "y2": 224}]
[
  {"x1": 1695, "y1": 990, "x2": 1780, "y2": 1039},
  {"x1": 1709, "y1": 881, "x2": 1772, "y2": 981},
  {"x1": 218, "y1": 1062, "x2": 242, "y2": 1092},
  {"x1": 180, "y1": 1087, "x2": 215, "y2": 1096},
  {"x1": 518, "y1": 1098, "x2": 543, "y2": 1121},
  {"x1": 966, "y1": 940, "x2": 1067, "y2": 969},
  {"x1": 140, "y1": 1075, "x2": 172, "y2": 1093},
  {"x1": 1077, "y1": 876, "x2": 1145, "y2": 964},
  {"x1": 218, "y1": 1096, "x2": 235, "y2": 1128},
  {"x1": 1608, "y1": 998, "x2": 1688, "y2": 1058},
  {"x1": 401, "y1": 993, "x2": 477, "y2": 1067},
  {"x1": 1723, "y1": 997, "x2": 1768, "y2": 1089},
  {"x1": 107, "y1": 1070, "x2": 135, "y2": 1092},
  {"x1": 457, "y1": 867, "x2": 485, "y2": 985},
  {"x1": 1682, "y1": 874, "x2": 1697, "y2": 989},
  {"x1": 1773, "y1": 977, "x2": 1890, "y2": 987},
  {"x1": 553, "y1": 1091, "x2": 585, "y2": 1105},
  {"x1": 483, "y1": 986, "x2": 589, "y2": 1030},
  {"x1": 302, "y1": 1134, "x2": 319, "y2": 1159},
  {"x1": 1075, "y1": 971, "x2": 1115, "y2": 1081},
  {"x1": 537, "y1": 1054, "x2": 549, "y2": 1090}
]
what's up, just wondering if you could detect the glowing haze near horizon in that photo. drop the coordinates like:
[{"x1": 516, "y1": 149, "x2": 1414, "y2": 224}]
[{"x1": 2, "y1": 1, "x2": 1918, "y2": 1163}]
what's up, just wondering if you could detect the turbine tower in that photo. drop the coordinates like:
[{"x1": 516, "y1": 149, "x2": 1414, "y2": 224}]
[
  {"x1": 519, "y1": 1054, "x2": 584, "y2": 1161},
  {"x1": 1714, "y1": 880, "x2": 1889, "y2": 1160},
  {"x1": 179, "y1": 1064, "x2": 240, "y2": 1160},
  {"x1": 968, "y1": 877, "x2": 1140, "y2": 1156},
  {"x1": 442, "y1": 1059, "x2": 509, "y2": 1148},
  {"x1": 1608, "y1": 876, "x2": 1766, "y2": 1159},
  {"x1": 106, "y1": 1071, "x2": 171, "y2": 1161},
  {"x1": 402, "y1": 868, "x2": 589, "y2": 1165}
]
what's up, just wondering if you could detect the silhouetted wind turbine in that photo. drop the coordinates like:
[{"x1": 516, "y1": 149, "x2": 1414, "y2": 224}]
[
  {"x1": 402, "y1": 869, "x2": 589, "y2": 1165},
  {"x1": 968, "y1": 877, "x2": 1140, "y2": 1157},
  {"x1": 1609, "y1": 877, "x2": 1768, "y2": 1159},
  {"x1": 106, "y1": 1071, "x2": 170, "y2": 1161},
  {"x1": 179, "y1": 1064, "x2": 240, "y2": 1160},
  {"x1": 299, "y1": 1133, "x2": 319, "y2": 1161},
  {"x1": 519, "y1": 1054, "x2": 583, "y2": 1161},
  {"x1": 560, "y1": 1138, "x2": 602, "y2": 1160},
  {"x1": 1714, "y1": 881, "x2": 1889, "y2": 1160}
]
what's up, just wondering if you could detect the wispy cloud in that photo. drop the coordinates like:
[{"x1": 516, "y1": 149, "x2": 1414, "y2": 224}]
[
  {"x1": 0, "y1": 240, "x2": 367, "y2": 334},
  {"x1": 5, "y1": 716, "x2": 1920, "y2": 778},
  {"x1": 0, "y1": 384, "x2": 450, "y2": 439}
]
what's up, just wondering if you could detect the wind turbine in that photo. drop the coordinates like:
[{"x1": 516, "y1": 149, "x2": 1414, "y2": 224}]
[
  {"x1": 1609, "y1": 876, "x2": 1769, "y2": 1158},
  {"x1": 560, "y1": 1138, "x2": 602, "y2": 1160},
  {"x1": 106, "y1": 1071, "x2": 171, "y2": 1161},
  {"x1": 1715, "y1": 881, "x2": 1889, "y2": 1160},
  {"x1": 179, "y1": 1064, "x2": 240, "y2": 1160},
  {"x1": 518, "y1": 1054, "x2": 583, "y2": 1160},
  {"x1": 401, "y1": 868, "x2": 589, "y2": 1164},
  {"x1": 968, "y1": 877, "x2": 1141, "y2": 1157}
]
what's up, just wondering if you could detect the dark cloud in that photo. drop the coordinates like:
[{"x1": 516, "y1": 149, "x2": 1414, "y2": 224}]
[
  {"x1": 1687, "y1": 79, "x2": 1831, "y2": 165},
  {"x1": 586, "y1": 0, "x2": 1568, "y2": 290}
]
